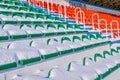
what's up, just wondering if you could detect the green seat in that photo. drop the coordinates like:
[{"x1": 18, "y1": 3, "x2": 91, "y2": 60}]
[
  {"x1": 0, "y1": 53, "x2": 17, "y2": 71},
  {"x1": 90, "y1": 34, "x2": 97, "y2": 40},
  {"x1": 61, "y1": 37, "x2": 71, "y2": 44},
  {"x1": 103, "y1": 51, "x2": 113, "y2": 58},
  {"x1": 0, "y1": 62, "x2": 17, "y2": 71},
  {"x1": 94, "y1": 53, "x2": 103, "y2": 62},
  {"x1": 110, "y1": 48, "x2": 119, "y2": 55},
  {"x1": 72, "y1": 36, "x2": 81, "y2": 42},
  {"x1": 4, "y1": 1, "x2": 13, "y2": 4},
  {"x1": 0, "y1": 36, "x2": 9, "y2": 41},
  {"x1": 82, "y1": 57, "x2": 93, "y2": 66},
  {"x1": 10, "y1": 35, "x2": 27, "y2": 39},
  {"x1": 57, "y1": 24, "x2": 66, "y2": 30},
  {"x1": 19, "y1": 7, "x2": 28, "y2": 11},
  {"x1": 74, "y1": 24, "x2": 80, "y2": 30},
  {"x1": 12, "y1": 12, "x2": 23, "y2": 18},
  {"x1": 36, "y1": 14, "x2": 45, "y2": 20},
  {"x1": 0, "y1": 4, "x2": 7, "y2": 9},
  {"x1": 19, "y1": 57, "x2": 41, "y2": 65},
  {"x1": 82, "y1": 35, "x2": 90, "y2": 41},
  {"x1": 14, "y1": 2, "x2": 23, "y2": 6},
  {"x1": 29, "y1": 7, "x2": 37, "y2": 12},
  {"x1": 0, "y1": 11, "x2": 11, "y2": 16},
  {"x1": 46, "y1": 15, "x2": 55, "y2": 20},
  {"x1": 7, "y1": 6, "x2": 18, "y2": 10},
  {"x1": 25, "y1": 13, "x2": 34, "y2": 19},
  {"x1": 96, "y1": 34, "x2": 103, "y2": 39},
  {"x1": 47, "y1": 24, "x2": 56, "y2": 30},
  {"x1": 41, "y1": 52, "x2": 59, "y2": 60},
  {"x1": 67, "y1": 24, "x2": 74, "y2": 30}
]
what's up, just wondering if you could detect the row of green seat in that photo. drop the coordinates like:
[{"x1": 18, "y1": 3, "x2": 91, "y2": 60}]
[
  {"x1": 0, "y1": 11, "x2": 60, "y2": 21},
  {"x1": 0, "y1": 3, "x2": 44, "y2": 13},
  {"x1": 83, "y1": 47, "x2": 120, "y2": 80},
  {"x1": 0, "y1": 40, "x2": 110, "y2": 71},
  {"x1": 46, "y1": 34, "x2": 103, "y2": 45}
]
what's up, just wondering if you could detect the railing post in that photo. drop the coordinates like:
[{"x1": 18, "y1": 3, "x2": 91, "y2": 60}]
[
  {"x1": 98, "y1": 19, "x2": 108, "y2": 39},
  {"x1": 92, "y1": 13, "x2": 100, "y2": 31},
  {"x1": 110, "y1": 20, "x2": 119, "y2": 38}
]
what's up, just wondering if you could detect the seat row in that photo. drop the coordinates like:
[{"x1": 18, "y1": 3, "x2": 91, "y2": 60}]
[
  {"x1": 0, "y1": 33, "x2": 109, "y2": 71},
  {"x1": 15, "y1": 47, "x2": 120, "y2": 80}
]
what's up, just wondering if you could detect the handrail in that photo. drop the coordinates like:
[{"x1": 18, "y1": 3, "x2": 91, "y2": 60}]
[
  {"x1": 76, "y1": 9, "x2": 85, "y2": 30},
  {"x1": 110, "y1": 20, "x2": 119, "y2": 38},
  {"x1": 98, "y1": 19, "x2": 108, "y2": 39},
  {"x1": 92, "y1": 13, "x2": 100, "y2": 30}
]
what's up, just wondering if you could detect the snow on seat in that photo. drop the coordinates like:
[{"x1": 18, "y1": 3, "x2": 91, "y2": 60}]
[
  {"x1": 26, "y1": 30, "x2": 43, "y2": 38},
  {"x1": 7, "y1": 41, "x2": 32, "y2": 49},
  {"x1": 84, "y1": 57, "x2": 109, "y2": 75},
  {"x1": 94, "y1": 52, "x2": 117, "y2": 69},
  {"x1": 2, "y1": 24, "x2": 20, "y2": 30},
  {"x1": 0, "y1": 30, "x2": 9, "y2": 40},
  {"x1": 0, "y1": 14, "x2": 17, "y2": 20},
  {"x1": 35, "y1": 24, "x2": 56, "y2": 36},
  {"x1": 22, "y1": 75, "x2": 52, "y2": 80},
  {"x1": 48, "y1": 67, "x2": 82, "y2": 80},
  {"x1": 7, "y1": 30, "x2": 27, "y2": 39},
  {"x1": 14, "y1": 48, "x2": 41, "y2": 65},
  {"x1": 0, "y1": 50, "x2": 17, "y2": 71},
  {"x1": 29, "y1": 40, "x2": 59, "y2": 59},
  {"x1": 38, "y1": 48, "x2": 58, "y2": 60},
  {"x1": 68, "y1": 62, "x2": 98, "y2": 80}
]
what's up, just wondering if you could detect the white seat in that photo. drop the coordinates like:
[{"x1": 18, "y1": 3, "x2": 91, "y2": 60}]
[
  {"x1": 22, "y1": 75, "x2": 51, "y2": 80},
  {"x1": 13, "y1": 48, "x2": 40, "y2": 61},
  {"x1": 0, "y1": 30, "x2": 8, "y2": 37},
  {"x1": 2, "y1": 24, "x2": 20, "y2": 30},
  {"x1": 85, "y1": 58, "x2": 109, "y2": 74},
  {"x1": 49, "y1": 68, "x2": 82, "y2": 80},
  {"x1": 0, "y1": 50, "x2": 16, "y2": 66},
  {"x1": 69, "y1": 62, "x2": 98, "y2": 80},
  {"x1": 7, "y1": 30, "x2": 27, "y2": 37}
]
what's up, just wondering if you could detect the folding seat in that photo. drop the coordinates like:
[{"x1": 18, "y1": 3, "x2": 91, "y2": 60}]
[
  {"x1": 84, "y1": 57, "x2": 109, "y2": 75},
  {"x1": 96, "y1": 34, "x2": 103, "y2": 40},
  {"x1": 20, "y1": 24, "x2": 43, "y2": 38},
  {"x1": 6, "y1": 40, "x2": 41, "y2": 65},
  {"x1": 68, "y1": 62, "x2": 98, "y2": 80},
  {"x1": 35, "y1": 24, "x2": 56, "y2": 37},
  {"x1": 0, "y1": 14, "x2": 16, "y2": 21},
  {"x1": 2, "y1": 24, "x2": 20, "y2": 30},
  {"x1": 22, "y1": 75, "x2": 52, "y2": 80},
  {"x1": 14, "y1": 48, "x2": 41, "y2": 65},
  {"x1": 101, "y1": 51, "x2": 120, "y2": 67},
  {"x1": 29, "y1": 40, "x2": 59, "y2": 59},
  {"x1": 81, "y1": 34, "x2": 90, "y2": 41},
  {"x1": 29, "y1": 7, "x2": 38, "y2": 12},
  {"x1": 7, "y1": 6, "x2": 19, "y2": 11},
  {"x1": 93, "y1": 53, "x2": 117, "y2": 69},
  {"x1": 12, "y1": 12, "x2": 24, "y2": 19},
  {"x1": 14, "y1": 1, "x2": 23, "y2": 6},
  {"x1": 59, "y1": 36, "x2": 82, "y2": 49},
  {"x1": 4, "y1": 0, "x2": 13, "y2": 5},
  {"x1": 0, "y1": 30, "x2": 9, "y2": 41},
  {"x1": 48, "y1": 68, "x2": 82, "y2": 80},
  {"x1": 1, "y1": 24, "x2": 27, "y2": 39},
  {"x1": 36, "y1": 14, "x2": 45, "y2": 20},
  {"x1": 13, "y1": 13, "x2": 31, "y2": 21},
  {"x1": 7, "y1": 40, "x2": 32, "y2": 49},
  {"x1": 25, "y1": 13, "x2": 37, "y2": 21},
  {"x1": 8, "y1": 30, "x2": 28, "y2": 39},
  {"x1": 0, "y1": 50, "x2": 17, "y2": 71},
  {"x1": 89, "y1": 34, "x2": 101, "y2": 43},
  {"x1": 19, "y1": 7, "x2": 29, "y2": 12}
]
